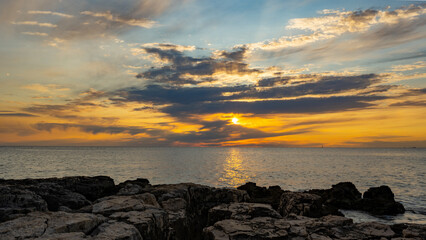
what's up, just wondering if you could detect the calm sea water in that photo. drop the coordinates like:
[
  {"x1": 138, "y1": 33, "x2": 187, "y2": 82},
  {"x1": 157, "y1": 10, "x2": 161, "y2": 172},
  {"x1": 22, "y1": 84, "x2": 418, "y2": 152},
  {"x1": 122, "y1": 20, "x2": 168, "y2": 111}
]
[{"x1": 0, "y1": 147, "x2": 425, "y2": 224}]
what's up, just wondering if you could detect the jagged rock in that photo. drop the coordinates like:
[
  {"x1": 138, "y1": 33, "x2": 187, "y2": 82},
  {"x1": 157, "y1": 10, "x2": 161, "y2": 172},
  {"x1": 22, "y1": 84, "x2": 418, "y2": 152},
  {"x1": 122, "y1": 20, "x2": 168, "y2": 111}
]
[
  {"x1": 37, "y1": 232, "x2": 88, "y2": 239},
  {"x1": 110, "y1": 208, "x2": 169, "y2": 240},
  {"x1": 278, "y1": 192, "x2": 326, "y2": 218},
  {"x1": 360, "y1": 186, "x2": 405, "y2": 215},
  {"x1": 92, "y1": 193, "x2": 160, "y2": 216},
  {"x1": 0, "y1": 211, "x2": 106, "y2": 239},
  {"x1": 204, "y1": 217, "x2": 290, "y2": 239},
  {"x1": 208, "y1": 202, "x2": 282, "y2": 225},
  {"x1": 0, "y1": 185, "x2": 48, "y2": 222},
  {"x1": 0, "y1": 176, "x2": 115, "y2": 202},
  {"x1": 28, "y1": 182, "x2": 91, "y2": 211},
  {"x1": 237, "y1": 182, "x2": 284, "y2": 209},
  {"x1": 117, "y1": 178, "x2": 151, "y2": 196},
  {"x1": 91, "y1": 221, "x2": 142, "y2": 240},
  {"x1": 307, "y1": 182, "x2": 362, "y2": 209},
  {"x1": 392, "y1": 223, "x2": 426, "y2": 239},
  {"x1": 355, "y1": 222, "x2": 396, "y2": 238}
]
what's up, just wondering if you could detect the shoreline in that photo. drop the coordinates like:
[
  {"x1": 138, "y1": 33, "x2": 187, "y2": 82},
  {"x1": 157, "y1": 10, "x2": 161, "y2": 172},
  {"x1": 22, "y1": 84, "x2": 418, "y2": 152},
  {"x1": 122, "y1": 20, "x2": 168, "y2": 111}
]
[{"x1": 1, "y1": 176, "x2": 425, "y2": 239}]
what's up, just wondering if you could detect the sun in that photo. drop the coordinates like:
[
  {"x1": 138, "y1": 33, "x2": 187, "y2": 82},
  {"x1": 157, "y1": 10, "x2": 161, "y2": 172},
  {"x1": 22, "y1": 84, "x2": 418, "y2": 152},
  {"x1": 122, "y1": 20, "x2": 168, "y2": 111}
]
[{"x1": 232, "y1": 117, "x2": 239, "y2": 124}]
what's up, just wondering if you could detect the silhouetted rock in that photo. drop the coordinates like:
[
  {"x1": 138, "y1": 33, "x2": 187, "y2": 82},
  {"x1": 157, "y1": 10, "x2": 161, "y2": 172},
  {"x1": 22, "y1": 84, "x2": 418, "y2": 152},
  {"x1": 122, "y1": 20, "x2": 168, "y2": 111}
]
[
  {"x1": 0, "y1": 185, "x2": 48, "y2": 222},
  {"x1": 308, "y1": 182, "x2": 362, "y2": 209},
  {"x1": 278, "y1": 191, "x2": 337, "y2": 218},
  {"x1": 27, "y1": 182, "x2": 90, "y2": 211},
  {"x1": 359, "y1": 185, "x2": 405, "y2": 215},
  {"x1": 237, "y1": 182, "x2": 284, "y2": 209},
  {"x1": 116, "y1": 178, "x2": 151, "y2": 196}
]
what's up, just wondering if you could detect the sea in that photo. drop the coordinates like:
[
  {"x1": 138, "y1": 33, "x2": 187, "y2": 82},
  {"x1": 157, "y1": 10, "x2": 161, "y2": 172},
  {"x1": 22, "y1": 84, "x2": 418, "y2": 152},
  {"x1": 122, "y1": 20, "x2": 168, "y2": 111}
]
[{"x1": 0, "y1": 146, "x2": 425, "y2": 224}]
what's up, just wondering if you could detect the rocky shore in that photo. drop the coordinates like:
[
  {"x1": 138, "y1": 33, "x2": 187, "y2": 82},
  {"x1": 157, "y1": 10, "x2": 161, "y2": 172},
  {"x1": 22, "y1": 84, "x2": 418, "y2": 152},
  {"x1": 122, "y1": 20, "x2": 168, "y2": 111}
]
[{"x1": 0, "y1": 176, "x2": 424, "y2": 239}]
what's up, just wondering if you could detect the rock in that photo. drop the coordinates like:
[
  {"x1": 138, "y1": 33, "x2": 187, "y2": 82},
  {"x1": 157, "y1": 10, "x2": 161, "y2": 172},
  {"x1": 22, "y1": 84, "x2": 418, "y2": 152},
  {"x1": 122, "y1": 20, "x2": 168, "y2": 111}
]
[
  {"x1": 237, "y1": 182, "x2": 284, "y2": 209},
  {"x1": 355, "y1": 222, "x2": 396, "y2": 238},
  {"x1": 0, "y1": 211, "x2": 106, "y2": 239},
  {"x1": 27, "y1": 182, "x2": 90, "y2": 211},
  {"x1": 278, "y1": 192, "x2": 326, "y2": 218},
  {"x1": 117, "y1": 184, "x2": 145, "y2": 196},
  {"x1": 392, "y1": 223, "x2": 426, "y2": 239},
  {"x1": 92, "y1": 193, "x2": 159, "y2": 216},
  {"x1": 204, "y1": 217, "x2": 290, "y2": 239},
  {"x1": 37, "y1": 232, "x2": 88, "y2": 240},
  {"x1": 1, "y1": 176, "x2": 116, "y2": 202},
  {"x1": 110, "y1": 208, "x2": 169, "y2": 240},
  {"x1": 0, "y1": 185, "x2": 48, "y2": 222},
  {"x1": 91, "y1": 221, "x2": 143, "y2": 240},
  {"x1": 208, "y1": 202, "x2": 282, "y2": 225},
  {"x1": 360, "y1": 186, "x2": 405, "y2": 215},
  {"x1": 308, "y1": 182, "x2": 362, "y2": 209}
]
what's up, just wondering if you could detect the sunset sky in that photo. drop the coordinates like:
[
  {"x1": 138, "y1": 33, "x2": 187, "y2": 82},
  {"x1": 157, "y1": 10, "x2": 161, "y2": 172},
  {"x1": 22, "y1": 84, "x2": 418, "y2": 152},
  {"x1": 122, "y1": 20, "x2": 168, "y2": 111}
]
[{"x1": 0, "y1": 0, "x2": 425, "y2": 147}]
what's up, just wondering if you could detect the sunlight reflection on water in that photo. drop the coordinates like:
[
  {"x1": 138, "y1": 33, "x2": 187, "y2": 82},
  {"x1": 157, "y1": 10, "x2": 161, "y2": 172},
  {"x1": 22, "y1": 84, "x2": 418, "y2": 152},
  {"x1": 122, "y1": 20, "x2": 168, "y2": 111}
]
[{"x1": 218, "y1": 148, "x2": 250, "y2": 187}]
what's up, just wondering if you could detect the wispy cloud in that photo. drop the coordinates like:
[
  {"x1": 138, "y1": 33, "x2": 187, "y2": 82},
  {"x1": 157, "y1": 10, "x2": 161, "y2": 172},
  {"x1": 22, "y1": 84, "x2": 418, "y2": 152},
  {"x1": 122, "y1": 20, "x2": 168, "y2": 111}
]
[
  {"x1": 81, "y1": 11, "x2": 156, "y2": 28},
  {"x1": 28, "y1": 10, "x2": 74, "y2": 18},
  {"x1": 11, "y1": 21, "x2": 57, "y2": 28}
]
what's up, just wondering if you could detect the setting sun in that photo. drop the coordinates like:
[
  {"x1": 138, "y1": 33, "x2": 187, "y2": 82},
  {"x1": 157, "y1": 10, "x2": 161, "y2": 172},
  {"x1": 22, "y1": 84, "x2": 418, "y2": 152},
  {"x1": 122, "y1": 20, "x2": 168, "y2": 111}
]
[{"x1": 232, "y1": 117, "x2": 239, "y2": 125}]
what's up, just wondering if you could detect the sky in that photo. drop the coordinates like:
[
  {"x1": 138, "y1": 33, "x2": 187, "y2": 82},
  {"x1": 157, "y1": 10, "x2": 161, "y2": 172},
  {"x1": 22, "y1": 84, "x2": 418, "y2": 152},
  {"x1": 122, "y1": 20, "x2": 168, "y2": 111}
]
[{"x1": 0, "y1": 0, "x2": 425, "y2": 147}]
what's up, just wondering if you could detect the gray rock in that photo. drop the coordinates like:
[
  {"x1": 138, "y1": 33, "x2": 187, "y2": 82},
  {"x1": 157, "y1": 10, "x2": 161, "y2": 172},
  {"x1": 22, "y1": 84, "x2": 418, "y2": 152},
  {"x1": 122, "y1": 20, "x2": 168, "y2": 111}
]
[
  {"x1": 0, "y1": 211, "x2": 106, "y2": 239},
  {"x1": 278, "y1": 192, "x2": 325, "y2": 218},
  {"x1": 208, "y1": 202, "x2": 282, "y2": 225},
  {"x1": 92, "y1": 193, "x2": 159, "y2": 216},
  {"x1": 110, "y1": 207, "x2": 169, "y2": 240},
  {"x1": 91, "y1": 221, "x2": 143, "y2": 240},
  {"x1": 355, "y1": 222, "x2": 396, "y2": 238}
]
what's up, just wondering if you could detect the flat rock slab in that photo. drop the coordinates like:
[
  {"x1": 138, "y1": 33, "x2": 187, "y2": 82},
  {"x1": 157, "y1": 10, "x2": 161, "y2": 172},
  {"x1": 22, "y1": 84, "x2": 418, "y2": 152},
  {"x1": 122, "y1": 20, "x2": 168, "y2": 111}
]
[
  {"x1": 0, "y1": 211, "x2": 106, "y2": 240},
  {"x1": 92, "y1": 193, "x2": 159, "y2": 215},
  {"x1": 92, "y1": 221, "x2": 142, "y2": 240}
]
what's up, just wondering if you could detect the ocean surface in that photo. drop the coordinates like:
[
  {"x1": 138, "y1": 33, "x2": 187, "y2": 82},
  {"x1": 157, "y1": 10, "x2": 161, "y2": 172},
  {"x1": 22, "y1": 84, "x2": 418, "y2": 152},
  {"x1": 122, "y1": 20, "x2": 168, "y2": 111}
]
[{"x1": 0, "y1": 146, "x2": 425, "y2": 224}]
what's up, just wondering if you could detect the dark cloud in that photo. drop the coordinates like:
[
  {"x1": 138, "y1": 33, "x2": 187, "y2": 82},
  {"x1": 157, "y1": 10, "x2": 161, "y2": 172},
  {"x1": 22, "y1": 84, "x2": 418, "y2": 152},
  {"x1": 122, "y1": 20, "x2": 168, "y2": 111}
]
[
  {"x1": 257, "y1": 76, "x2": 291, "y2": 87},
  {"x1": 113, "y1": 84, "x2": 250, "y2": 104},
  {"x1": 163, "y1": 96, "x2": 385, "y2": 116},
  {"x1": 240, "y1": 74, "x2": 380, "y2": 99},
  {"x1": 0, "y1": 112, "x2": 38, "y2": 117},
  {"x1": 136, "y1": 46, "x2": 259, "y2": 85},
  {"x1": 390, "y1": 100, "x2": 426, "y2": 107},
  {"x1": 33, "y1": 123, "x2": 151, "y2": 135},
  {"x1": 217, "y1": 47, "x2": 247, "y2": 62}
]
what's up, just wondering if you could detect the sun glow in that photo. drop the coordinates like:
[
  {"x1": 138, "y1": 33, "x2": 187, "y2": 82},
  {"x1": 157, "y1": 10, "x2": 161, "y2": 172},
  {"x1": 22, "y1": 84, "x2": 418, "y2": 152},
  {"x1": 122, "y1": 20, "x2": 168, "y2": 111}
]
[{"x1": 232, "y1": 117, "x2": 239, "y2": 124}]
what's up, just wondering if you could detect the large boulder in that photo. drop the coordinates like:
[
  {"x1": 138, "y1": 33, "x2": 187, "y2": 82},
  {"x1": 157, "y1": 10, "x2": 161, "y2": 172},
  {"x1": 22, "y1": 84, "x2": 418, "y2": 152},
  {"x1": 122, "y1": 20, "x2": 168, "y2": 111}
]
[
  {"x1": 307, "y1": 182, "x2": 362, "y2": 209},
  {"x1": 278, "y1": 192, "x2": 339, "y2": 218},
  {"x1": 27, "y1": 182, "x2": 90, "y2": 211},
  {"x1": 0, "y1": 185, "x2": 48, "y2": 222},
  {"x1": 237, "y1": 182, "x2": 284, "y2": 209},
  {"x1": 359, "y1": 186, "x2": 405, "y2": 215}
]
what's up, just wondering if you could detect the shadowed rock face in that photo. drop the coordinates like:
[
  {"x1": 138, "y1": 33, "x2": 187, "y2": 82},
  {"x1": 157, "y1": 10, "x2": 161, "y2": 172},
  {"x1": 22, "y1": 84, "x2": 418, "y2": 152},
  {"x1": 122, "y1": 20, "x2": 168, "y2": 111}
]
[
  {"x1": 237, "y1": 182, "x2": 284, "y2": 210},
  {"x1": 0, "y1": 176, "x2": 418, "y2": 240}
]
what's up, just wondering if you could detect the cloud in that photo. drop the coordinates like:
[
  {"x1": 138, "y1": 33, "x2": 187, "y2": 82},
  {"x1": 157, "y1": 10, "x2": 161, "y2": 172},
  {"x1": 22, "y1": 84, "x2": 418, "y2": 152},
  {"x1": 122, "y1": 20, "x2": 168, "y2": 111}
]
[
  {"x1": 22, "y1": 83, "x2": 69, "y2": 92},
  {"x1": 0, "y1": 112, "x2": 37, "y2": 117},
  {"x1": 391, "y1": 61, "x2": 426, "y2": 71},
  {"x1": 162, "y1": 95, "x2": 385, "y2": 116},
  {"x1": 28, "y1": 10, "x2": 74, "y2": 18},
  {"x1": 80, "y1": 11, "x2": 155, "y2": 28},
  {"x1": 21, "y1": 31, "x2": 48, "y2": 36},
  {"x1": 2, "y1": 0, "x2": 189, "y2": 40},
  {"x1": 33, "y1": 123, "x2": 149, "y2": 135},
  {"x1": 135, "y1": 46, "x2": 259, "y2": 85},
  {"x1": 11, "y1": 21, "x2": 57, "y2": 28},
  {"x1": 246, "y1": 5, "x2": 426, "y2": 64}
]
